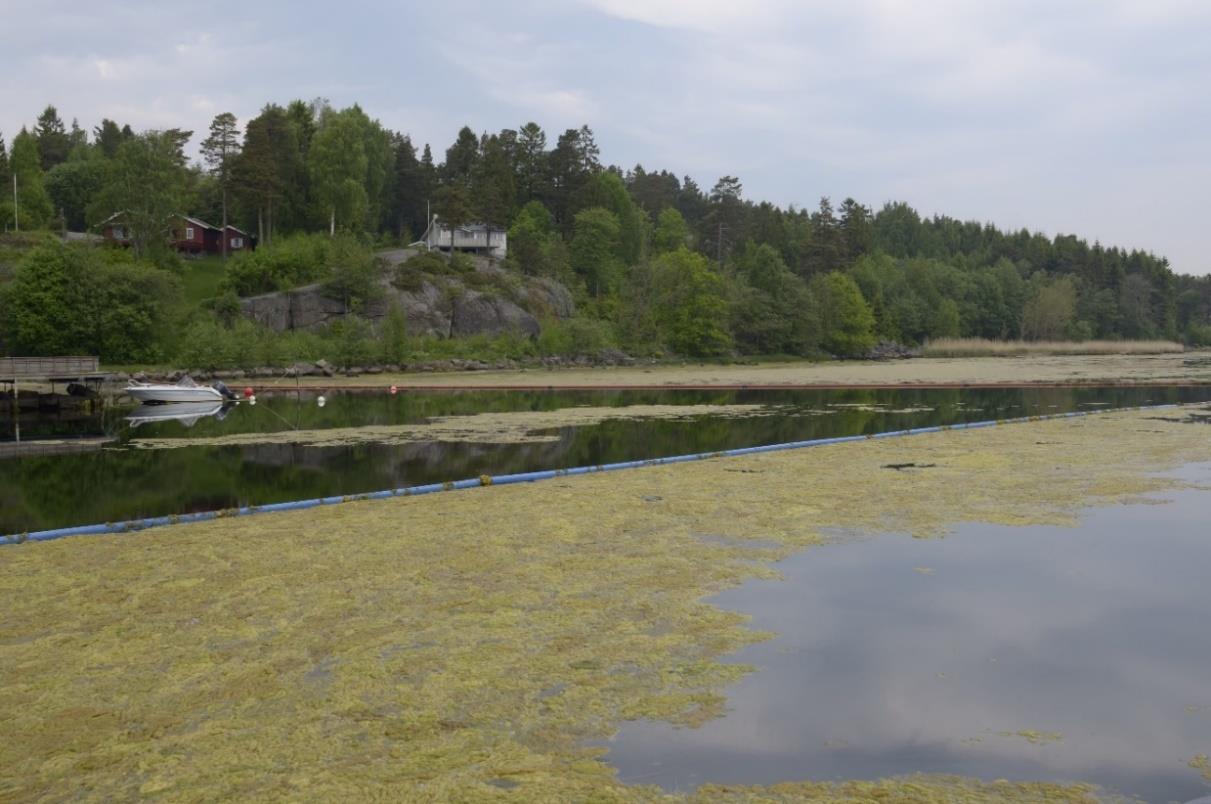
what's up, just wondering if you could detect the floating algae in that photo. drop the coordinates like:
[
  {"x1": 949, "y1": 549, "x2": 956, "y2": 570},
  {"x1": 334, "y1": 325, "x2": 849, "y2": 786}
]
[
  {"x1": 4, "y1": 408, "x2": 1210, "y2": 800},
  {"x1": 129, "y1": 404, "x2": 778, "y2": 449},
  {"x1": 998, "y1": 730, "x2": 1064, "y2": 745}
]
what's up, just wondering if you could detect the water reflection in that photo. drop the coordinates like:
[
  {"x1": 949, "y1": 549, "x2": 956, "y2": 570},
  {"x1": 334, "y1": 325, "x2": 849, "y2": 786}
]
[
  {"x1": 607, "y1": 467, "x2": 1211, "y2": 803},
  {"x1": 3, "y1": 386, "x2": 1211, "y2": 534}
]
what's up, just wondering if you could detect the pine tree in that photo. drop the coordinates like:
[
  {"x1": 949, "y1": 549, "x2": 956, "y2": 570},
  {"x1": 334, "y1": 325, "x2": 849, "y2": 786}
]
[
  {"x1": 34, "y1": 105, "x2": 70, "y2": 170},
  {"x1": 201, "y1": 112, "x2": 242, "y2": 257}
]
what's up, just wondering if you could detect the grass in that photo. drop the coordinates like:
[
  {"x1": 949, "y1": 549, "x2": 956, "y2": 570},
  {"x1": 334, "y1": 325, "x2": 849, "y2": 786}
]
[
  {"x1": 5, "y1": 407, "x2": 1210, "y2": 800},
  {"x1": 179, "y1": 256, "x2": 229, "y2": 305},
  {"x1": 922, "y1": 337, "x2": 1185, "y2": 357}
]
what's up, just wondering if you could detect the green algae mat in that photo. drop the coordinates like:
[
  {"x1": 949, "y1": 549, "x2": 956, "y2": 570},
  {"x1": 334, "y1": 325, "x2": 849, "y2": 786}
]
[{"x1": 5, "y1": 407, "x2": 1211, "y2": 801}]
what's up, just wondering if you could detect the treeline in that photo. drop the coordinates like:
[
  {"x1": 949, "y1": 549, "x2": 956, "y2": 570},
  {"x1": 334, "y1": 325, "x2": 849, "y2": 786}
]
[{"x1": 2, "y1": 101, "x2": 1210, "y2": 364}]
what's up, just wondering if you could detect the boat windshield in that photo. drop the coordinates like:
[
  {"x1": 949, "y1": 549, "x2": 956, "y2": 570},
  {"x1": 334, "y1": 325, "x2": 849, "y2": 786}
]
[{"x1": 176, "y1": 376, "x2": 199, "y2": 388}]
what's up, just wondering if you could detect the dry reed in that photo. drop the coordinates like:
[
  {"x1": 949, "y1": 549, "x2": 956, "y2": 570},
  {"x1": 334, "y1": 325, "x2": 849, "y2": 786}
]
[{"x1": 923, "y1": 337, "x2": 1185, "y2": 357}]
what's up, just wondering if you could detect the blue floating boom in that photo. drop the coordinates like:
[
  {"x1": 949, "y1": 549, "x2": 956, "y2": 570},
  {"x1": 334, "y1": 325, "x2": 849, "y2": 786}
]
[{"x1": 0, "y1": 404, "x2": 1178, "y2": 546}]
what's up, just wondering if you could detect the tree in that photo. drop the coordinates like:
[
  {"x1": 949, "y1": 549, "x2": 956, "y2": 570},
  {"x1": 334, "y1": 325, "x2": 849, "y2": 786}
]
[
  {"x1": 570, "y1": 207, "x2": 623, "y2": 298},
  {"x1": 1020, "y1": 277, "x2": 1077, "y2": 341},
  {"x1": 308, "y1": 107, "x2": 369, "y2": 234},
  {"x1": 433, "y1": 183, "x2": 473, "y2": 248},
  {"x1": 93, "y1": 119, "x2": 128, "y2": 157},
  {"x1": 0, "y1": 133, "x2": 9, "y2": 226},
  {"x1": 9, "y1": 129, "x2": 54, "y2": 230},
  {"x1": 704, "y1": 176, "x2": 745, "y2": 266},
  {"x1": 578, "y1": 171, "x2": 643, "y2": 264},
  {"x1": 649, "y1": 248, "x2": 732, "y2": 356},
  {"x1": 810, "y1": 272, "x2": 876, "y2": 357},
  {"x1": 0, "y1": 242, "x2": 180, "y2": 362},
  {"x1": 508, "y1": 200, "x2": 561, "y2": 276},
  {"x1": 839, "y1": 197, "x2": 873, "y2": 264},
  {"x1": 652, "y1": 207, "x2": 689, "y2": 254},
  {"x1": 201, "y1": 112, "x2": 242, "y2": 257},
  {"x1": 443, "y1": 126, "x2": 479, "y2": 187},
  {"x1": 324, "y1": 235, "x2": 383, "y2": 313},
  {"x1": 471, "y1": 132, "x2": 517, "y2": 226},
  {"x1": 236, "y1": 105, "x2": 302, "y2": 243},
  {"x1": 515, "y1": 122, "x2": 548, "y2": 205},
  {"x1": 34, "y1": 105, "x2": 70, "y2": 171},
  {"x1": 805, "y1": 197, "x2": 845, "y2": 276},
  {"x1": 45, "y1": 157, "x2": 107, "y2": 230},
  {"x1": 88, "y1": 130, "x2": 192, "y2": 259}
]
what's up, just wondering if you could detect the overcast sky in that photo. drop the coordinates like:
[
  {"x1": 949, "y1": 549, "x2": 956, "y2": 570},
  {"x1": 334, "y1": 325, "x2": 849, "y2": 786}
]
[{"x1": 3, "y1": 1, "x2": 1209, "y2": 274}]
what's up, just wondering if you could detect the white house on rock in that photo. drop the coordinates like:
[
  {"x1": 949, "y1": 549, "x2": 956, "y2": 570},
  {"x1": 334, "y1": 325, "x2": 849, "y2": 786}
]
[{"x1": 419, "y1": 216, "x2": 507, "y2": 260}]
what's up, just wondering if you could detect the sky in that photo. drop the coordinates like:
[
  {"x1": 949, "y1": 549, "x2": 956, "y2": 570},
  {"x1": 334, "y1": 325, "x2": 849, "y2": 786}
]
[{"x1": 2, "y1": 0, "x2": 1209, "y2": 274}]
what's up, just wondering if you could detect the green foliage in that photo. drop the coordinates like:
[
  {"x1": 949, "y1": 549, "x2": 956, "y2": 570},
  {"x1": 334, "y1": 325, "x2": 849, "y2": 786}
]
[
  {"x1": 729, "y1": 242, "x2": 819, "y2": 355},
  {"x1": 323, "y1": 235, "x2": 384, "y2": 312},
  {"x1": 810, "y1": 271, "x2": 876, "y2": 357},
  {"x1": 222, "y1": 232, "x2": 340, "y2": 296},
  {"x1": 652, "y1": 207, "x2": 690, "y2": 254},
  {"x1": 570, "y1": 207, "x2": 623, "y2": 298},
  {"x1": 0, "y1": 241, "x2": 180, "y2": 362},
  {"x1": 44, "y1": 157, "x2": 107, "y2": 230},
  {"x1": 1021, "y1": 277, "x2": 1077, "y2": 341},
  {"x1": 379, "y1": 303, "x2": 408, "y2": 364},
  {"x1": 308, "y1": 107, "x2": 370, "y2": 232},
  {"x1": 9, "y1": 130, "x2": 54, "y2": 229},
  {"x1": 536, "y1": 317, "x2": 616, "y2": 356},
  {"x1": 647, "y1": 248, "x2": 733, "y2": 356}
]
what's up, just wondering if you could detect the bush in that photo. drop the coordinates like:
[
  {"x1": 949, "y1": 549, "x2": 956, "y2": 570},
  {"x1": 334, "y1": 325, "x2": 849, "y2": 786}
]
[
  {"x1": 1, "y1": 241, "x2": 180, "y2": 363},
  {"x1": 536, "y1": 317, "x2": 616, "y2": 356},
  {"x1": 222, "y1": 232, "x2": 341, "y2": 296}
]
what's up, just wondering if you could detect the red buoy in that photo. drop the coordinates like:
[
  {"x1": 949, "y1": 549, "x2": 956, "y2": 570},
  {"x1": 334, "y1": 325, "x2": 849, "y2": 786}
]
[
  {"x1": 243, "y1": 386, "x2": 254, "y2": 399},
  {"x1": 390, "y1": 385, "x2": 398, "y2": 395}
]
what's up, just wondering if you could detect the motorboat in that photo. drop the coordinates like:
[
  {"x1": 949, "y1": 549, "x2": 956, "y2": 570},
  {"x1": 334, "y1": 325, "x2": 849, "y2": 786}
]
[
  {"x1": 125, "y1": 401, "x2": 231, "y2": 428},
  {"x1": 124, "y1": 377, "x2": 237, "y2": 404}
]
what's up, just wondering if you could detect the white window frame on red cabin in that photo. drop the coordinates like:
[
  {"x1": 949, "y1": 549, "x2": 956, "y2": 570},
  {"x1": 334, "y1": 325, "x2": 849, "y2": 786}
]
[
  {"x1": 184, "y1": 227, "x2": 195, "y2": 240},
  {"x1": 231, "y1": 237, "x2": 243, "y2": 249}
]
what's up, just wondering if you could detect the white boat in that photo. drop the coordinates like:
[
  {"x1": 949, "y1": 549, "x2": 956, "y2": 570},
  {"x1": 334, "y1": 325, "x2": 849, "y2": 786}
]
[
  {"x1": 125, "y1": 401, "x2": 230, "y2": 428},
  {"x1": 124, "y1": 377, "x2": 232, "y2": 404}
]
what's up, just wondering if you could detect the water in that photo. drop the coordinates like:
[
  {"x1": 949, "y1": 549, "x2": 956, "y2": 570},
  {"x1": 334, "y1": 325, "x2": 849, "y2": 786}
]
[
  {"x1": 2, "y1": 385, "x2": 1209, "y2": 534},
  {"x1": 606, "y1": 468, "x2": 1211, "y2": 803}
]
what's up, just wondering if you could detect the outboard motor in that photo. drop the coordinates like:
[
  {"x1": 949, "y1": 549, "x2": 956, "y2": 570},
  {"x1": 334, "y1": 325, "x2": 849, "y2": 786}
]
[{"x1": 213, "y1": 381, "x2": 239, "y2": 401}]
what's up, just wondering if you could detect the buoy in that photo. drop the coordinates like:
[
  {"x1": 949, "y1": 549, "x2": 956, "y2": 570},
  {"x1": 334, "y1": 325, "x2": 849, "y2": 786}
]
[
  {"x1": 317, "y1": 395, "x2": 326, "y2": 408},
  {"x1": 243, "y1": 386, "x2": 254, "y2": 399},
  {"x1": 249, "y1": 396, "x2": 257, "y2": 406},
  {"x1": 390, "y1": 385, "x2": 398, "y2": 395}
]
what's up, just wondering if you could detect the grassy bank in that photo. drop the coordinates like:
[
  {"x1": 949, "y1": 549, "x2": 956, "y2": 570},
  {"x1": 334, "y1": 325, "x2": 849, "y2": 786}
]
[
  {"x1": 5, "y1": 407, "x2": 1211, "y2": 800},
  {"x1": 922, "y1": 337, "x2": 1185, "y2": 357}
]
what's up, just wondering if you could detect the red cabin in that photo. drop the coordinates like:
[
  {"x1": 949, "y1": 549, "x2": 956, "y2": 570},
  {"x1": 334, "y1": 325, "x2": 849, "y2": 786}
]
[{"x1": 99, "y1": 212, "x2": 254, "y2": 255}]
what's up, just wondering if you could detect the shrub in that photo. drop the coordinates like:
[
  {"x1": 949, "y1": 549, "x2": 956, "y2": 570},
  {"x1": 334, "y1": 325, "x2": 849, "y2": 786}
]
[{"x1": 536, "y1": 317, "x2": 616, "y2": 356}]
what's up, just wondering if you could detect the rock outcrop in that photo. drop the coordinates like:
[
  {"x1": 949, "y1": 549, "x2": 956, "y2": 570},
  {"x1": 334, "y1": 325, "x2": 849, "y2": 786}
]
[{"x1": 240, "y1": 272, "x2": 575, "y2": 339}]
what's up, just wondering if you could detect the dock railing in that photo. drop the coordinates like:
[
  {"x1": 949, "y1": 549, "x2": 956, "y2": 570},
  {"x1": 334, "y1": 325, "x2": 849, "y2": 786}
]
[{"x1": 0, "y1": 356, "x2": 100, "y2": 380}]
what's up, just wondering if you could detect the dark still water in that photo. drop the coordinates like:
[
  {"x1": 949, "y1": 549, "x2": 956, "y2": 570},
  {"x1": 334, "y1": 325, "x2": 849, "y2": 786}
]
[
  {"x1": 606, "y1": 470, "x2": 1211, "y2": 803},
  {"x1": 2, "y1": 385, "x2": 1209, "y2": 534}
]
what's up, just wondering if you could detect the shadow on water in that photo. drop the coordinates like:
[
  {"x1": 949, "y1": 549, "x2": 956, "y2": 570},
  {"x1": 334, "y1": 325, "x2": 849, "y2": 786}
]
[
  {"x1": 2, "y1": 385, "x2": 1210, "y2": 533},
  {"x1": 605, "y1": 464, "x2": 1211, "y2": 803}
]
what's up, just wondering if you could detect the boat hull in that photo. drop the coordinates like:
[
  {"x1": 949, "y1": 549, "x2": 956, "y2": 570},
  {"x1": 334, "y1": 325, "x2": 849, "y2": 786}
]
[{"x1": 125, "y1": 385, "x2": 224, "y2": 404}]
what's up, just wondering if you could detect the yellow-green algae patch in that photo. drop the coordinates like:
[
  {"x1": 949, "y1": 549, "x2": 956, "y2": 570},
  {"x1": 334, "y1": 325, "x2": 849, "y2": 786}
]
[
  {"x1": 4, "y1": 407, "x2": 1210, "y2": 801},
  {"x1": 129, "y1": 403, "x2": 776, "y2": 449}
]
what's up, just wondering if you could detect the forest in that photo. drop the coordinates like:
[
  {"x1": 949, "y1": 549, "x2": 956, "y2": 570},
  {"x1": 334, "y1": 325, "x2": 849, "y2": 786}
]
[{"x1": 2, "y1": 100, "x2": 1210, "y2": 365}]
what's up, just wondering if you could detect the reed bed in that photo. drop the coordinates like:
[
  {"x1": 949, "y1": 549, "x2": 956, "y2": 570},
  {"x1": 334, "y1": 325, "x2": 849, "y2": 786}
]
[{"x1": 923, "y1": 338, "x2": 1185, "y2": 357}]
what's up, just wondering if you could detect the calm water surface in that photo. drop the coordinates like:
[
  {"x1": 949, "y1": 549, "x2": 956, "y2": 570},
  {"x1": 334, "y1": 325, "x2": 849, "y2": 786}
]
[
  {"x1": 2, "y1": 386, "x2": 1209, "y2": 533},
  {"x1": 607, "y1": 467, "x2": 1211, "y2": 803}
]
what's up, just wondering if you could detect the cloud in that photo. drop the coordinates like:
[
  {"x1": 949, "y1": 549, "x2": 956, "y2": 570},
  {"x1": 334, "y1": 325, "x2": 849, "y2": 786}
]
[{"x1": 0, "y1": 1, "x2": 1207, "y2": 273}]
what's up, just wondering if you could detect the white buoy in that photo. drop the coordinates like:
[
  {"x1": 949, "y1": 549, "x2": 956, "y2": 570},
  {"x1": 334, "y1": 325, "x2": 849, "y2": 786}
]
[
  {"x1": 249, "y1": 395, "x2": 257, "y2": 406},
  {"x1": 317, "y1": 395, "x2": 326, "y2": 408}
]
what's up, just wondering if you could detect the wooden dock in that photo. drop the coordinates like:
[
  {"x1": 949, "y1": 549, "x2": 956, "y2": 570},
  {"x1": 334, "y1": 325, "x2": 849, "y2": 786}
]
[{"x1": 1, "y1": 356, "x2": 105, "y2": 383}]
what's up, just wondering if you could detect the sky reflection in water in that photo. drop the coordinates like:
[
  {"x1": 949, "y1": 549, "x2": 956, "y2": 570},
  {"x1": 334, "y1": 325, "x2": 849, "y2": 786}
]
[{"x1": 607, "y1": 465, "x2": 1211, "y2": 803}]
